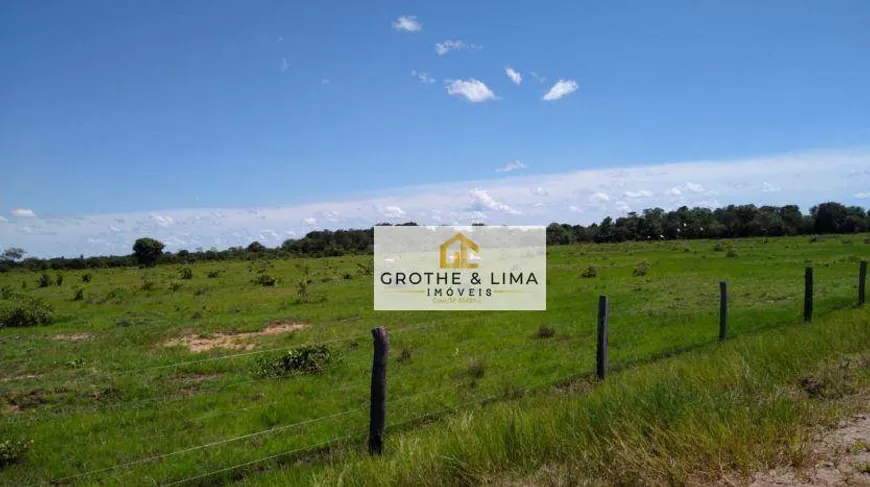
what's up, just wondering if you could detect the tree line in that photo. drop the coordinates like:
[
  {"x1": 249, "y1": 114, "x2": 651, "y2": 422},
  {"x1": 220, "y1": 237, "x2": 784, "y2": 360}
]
[{"x1": 1, "y1": 201, "x2": 868, "y2": 272}]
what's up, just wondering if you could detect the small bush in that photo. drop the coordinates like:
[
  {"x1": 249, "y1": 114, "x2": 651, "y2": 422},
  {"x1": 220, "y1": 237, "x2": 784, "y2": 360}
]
[
  {"x1": 397, "y1": 347, "x2": 413, "y2": 365},
  {"x1": 254, "y1": 345, "x2": 341, "y2": 378},
  {"x1": 342, "y1": 272, "x2": 353, "y2": 280},
  {"x1": 193, "y1": 286, "x2": 208, "y2": 296},
  {"x1": 466, "y1": 357, "x2": 486, "y2": 379},
  {"x1": 169, "y1": 280, "x2": 183, "y2": 292},
  {"x1": 809, "y1": 236, "x2": 819, "y2": 243},
  {"x1": 580, "y1": 266, "x2": 597, "y2": 278},
  {"x1": 0, "y1": 286, "x2": 14, "y2": 299},
  {"x1": 633, "y1": 260, "x2": 651, "y2": 277},
  {"x1": 179, "y1": 267, "x2": 193, "y2": 280},
  {"x1": 55, "y1": 275, "x2": 64, "y2": 287},
  {"x1": 37, "y1": 273, "x2": 52, "y2": 288},
  {"x1": 0, "y1": 294, "x2": 55, "y2": 328},
  {"x1": 296, "y1": 279, "x2": 309, "y2": 297},
  {"x1": 81, "y1": 273, "x2": 92, "y2": 283},
  {"x1": 253, "y1": 273, "x2": 278, "y2": 287},
  {"x1": 20, "y1": 281, "x2": 27, "y2": 290},
  {"x1": 0, "y1": 438, "x2": 33, "y2": 468},
  {"x1": 72, "y1": 287, "x2": 84, "y2": 301},
  {"x1": 535, "y1": 324, "x2": 556, "y2": 339},
  {"x1": 713, "y1": 242, "x2": 726, "y2": 252},
  {"x1": 140, "y1": 280, "x2": 157, "y2": 291},
  {"x1": 206, "y1": 270, "x2": 222, "y2": 279},
  {"x1": 725, "y1": 248, "x2": 739, "y2": 258}
]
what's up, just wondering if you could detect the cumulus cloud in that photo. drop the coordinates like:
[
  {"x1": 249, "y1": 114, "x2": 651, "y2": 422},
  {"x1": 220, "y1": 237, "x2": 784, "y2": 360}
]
[
  {"x1": 531, "y1": 187, "x2": 549, "y2": 196},
  {"x1": 667, "y1": 182, "x2": 705, "y2": 195},
  {"x1": 435, "y1": 40, "x2": 464, "y2": 56},
  {"x1": 589, "y1": 192, "x2": 610, "y2": 203},
  {"x1": 542, "y1": 79, "x2": 578, "y2": 101},
  {"x1": 569, "y1": 205, "x2": 583, "y2": 213},
  {"x1": 149, "y1": 214, "x2": 174, "y2": 227},
  {"x1": 496, "y1": 161, "x2": 527, "y2": 173},
  {"x1": 762, "y1": 182, "x2": 781, "y2": 192},
  {"x1": 623, "y1": 190, "x2": 654, "y2": 199},
  {"x1": 504, "y1": 67, "x2": 522, "y2": 84},
  {"x1": 467, "y1": 188, "x2": 520, "y2": 215},
  {"x1": 4, "y1": 148, "x2": 869, "y2": 258},
  {"x1": 446, "y1": 79, "x2": 496, "y2": 103},
  {"x1": 411, "y1": 70, "x2": 435, "y2": 84},
  {"x1": 393, "y1": 15, "x2": 421, "y2": 32},
  {"x1": 684, "y1": 182, "x2": 705, "y2": 193},
  {"x1": 667, "y1": 187, "x2": 682, "y2": 196},
  {"x1": 11, "y1": 209, "x2": 35, "y2": 217},
  {"x1": 378, "y1": 206, "x2": 406, "y2": 219}
]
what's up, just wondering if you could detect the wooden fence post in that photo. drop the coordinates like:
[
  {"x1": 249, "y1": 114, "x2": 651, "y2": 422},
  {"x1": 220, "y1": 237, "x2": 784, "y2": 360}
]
[
  {"x1": 596, "y1": 296, "x2": 609, "y2": 380},
  {"x1": 719, "y1": 281, "x2": 728, "y2": 342},
  {"x1": 368, "y1": 326, "x2": 389, "y2": 455},
  {"x1": 859, "y1": 260, "x2": 867, "y2": 306},
  {"x1": 804, "y1": 267, "x2": 813, "y2": 322}
]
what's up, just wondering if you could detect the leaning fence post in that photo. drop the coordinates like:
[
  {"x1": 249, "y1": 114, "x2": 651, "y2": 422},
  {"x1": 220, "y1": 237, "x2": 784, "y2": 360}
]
[
  {"x1": 804, "y1": 267, "x2": 813, "y2": 322},
  {"x1": 719, "y1": 281, "x2": 728, "y2": 342},
  {"x1": 859, "y1": 260, "x2": 867, "y2": 306},
  {"x1": 596, "y1": 296, "x2": 609, "y2": 380},
  {"x1": 368, "y1": 326, "x2": 389, "y2": 455}
]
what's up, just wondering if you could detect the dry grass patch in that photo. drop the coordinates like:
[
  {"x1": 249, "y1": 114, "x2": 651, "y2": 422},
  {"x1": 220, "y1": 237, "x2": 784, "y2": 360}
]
[
  {"x1": 162, "y1": 322, "x2": 309, "y2": 353},
  {"x1": 51, "y1": 332, "x2": 92, "y2": 341}
]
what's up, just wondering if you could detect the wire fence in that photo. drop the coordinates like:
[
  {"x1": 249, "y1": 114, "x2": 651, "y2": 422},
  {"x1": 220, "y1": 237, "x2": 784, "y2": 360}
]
[{"x1": 5, "y1": 260, "x2": 867, "y2": 486}]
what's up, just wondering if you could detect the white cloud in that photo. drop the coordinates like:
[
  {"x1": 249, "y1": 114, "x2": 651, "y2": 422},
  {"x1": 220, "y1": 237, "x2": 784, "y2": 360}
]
[
  {"x1": 149, "y1": 214, "x2": 174, "y2": 227},
  {"x1": 467, "y1": 188, "x2": 520, "y2": 215},
  {"x1": 623, "y1": 190, "x2": 654, "y2": 199},
  {"x1": 5, "y1": 148, "x2": 870, "y2": 258},
  {"x1": 762, "y1": 182, "x2": 781, "y2": 193},
  {"x1": 11, "y1": 209, "x2": 35, "y2": 217},
  {"x1": 276, "y1": 36, "x2": 284, "y2": 42},
  {"x1": 667, "y1": 182, "x2": 705, "y2": 195},
  {"x1": 280, "y1": 58, "x2": 290, "y2": 72},
  {"x1": 446, "y1": 79, "x2": 496, "y2": 103},
  {"x1": 569, "y1": 205, "x2": 583, "y2": 213},
  {"x1": 378, "y1": 206, "x2": 405, "y2": 219},
  {"x1": 684, "y1": 182, "x2": 704, "y2": 193},
  {"x1": 393, "y1": 15, "x2": 421, "y2": 32},
  {"x1": 529, "y1": 72, "x2": 545, "y2": 83},
  {"x1": 303, "y1": 217, "x2": 317, "y2": 225},
  {"x1": 667, "y1": 187, "x2": 682, "y2": 196},
  {"x1": 531, "y1": 187, "x2": 549, "y2": 196},
  {"x1": 0, "y1": 216, "x2": 7, "y2": 223},
  {"x1": 589, "y1": 192, "x2": 610, "y2": 203},
  {"x1": 435, "y1": 40, "x2": 465, "y2": 56},
  {"x1": 505, "y1": 67, "x2": 522, "y2": 84},
  {"x1": 411, "y1": 70, "x2": 435, "y2": 84},
  {"x1": 542, "y1": 79, "x2": 578, "y2": 101},
  {"x1": 496, "y1": 161, "x2": 527, "y2": 173}
]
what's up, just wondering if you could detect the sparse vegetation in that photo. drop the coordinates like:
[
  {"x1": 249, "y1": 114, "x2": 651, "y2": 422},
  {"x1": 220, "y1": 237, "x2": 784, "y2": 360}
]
[
  {"x1": 0, "y1": 294, "x2": 55, "y2": 328},
  {"x1": 0, "y1": 439, "x2": 33, "y2": 469},
  {"x1": 72, "y1": 287, "x2": 84, "y2": 301},
  {"x1": 633, "y1": 260, "x2": 651, "y2": 276},
  {"x1": 254, "y1": 345, "x2": 341, "y2": 378},
  {"x1": 81, "y1": 273, "x2": 92, "y2": 283},
  {"x1": 534, "y1": 324, "x2": 556, "y2": 339},
  {"x1": 179, "y1": 267, "x2": 193, "y2": 280},
  {"x1": 37, "y1": 273, "x2": 51, "y2": 288},
  {"x1": 580, "y1": 265, "x2": 597, "y2": 278}
]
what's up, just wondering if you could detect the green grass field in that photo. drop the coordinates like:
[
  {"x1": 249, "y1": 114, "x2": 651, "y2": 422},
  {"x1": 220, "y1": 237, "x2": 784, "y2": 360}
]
[{"x1": 1, "y1": 234, "x2": 868, "y2": 486}]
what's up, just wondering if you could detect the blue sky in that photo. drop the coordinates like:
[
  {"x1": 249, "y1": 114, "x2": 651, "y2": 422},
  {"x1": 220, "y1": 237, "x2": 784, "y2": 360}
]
[{"x1": 1, "y1": 0, "x2": 869, "y2": 257}]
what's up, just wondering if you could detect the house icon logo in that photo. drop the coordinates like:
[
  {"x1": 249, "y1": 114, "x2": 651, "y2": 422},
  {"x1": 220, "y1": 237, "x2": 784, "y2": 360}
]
[{"x1": 439, "y1": 233, "x2": 480, "y2": 269}]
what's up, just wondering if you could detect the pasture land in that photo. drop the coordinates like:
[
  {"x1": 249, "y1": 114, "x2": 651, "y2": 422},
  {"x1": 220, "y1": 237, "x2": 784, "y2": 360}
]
[{"x1": 1, "y1": 234, "x2": 869, "y2": 485}]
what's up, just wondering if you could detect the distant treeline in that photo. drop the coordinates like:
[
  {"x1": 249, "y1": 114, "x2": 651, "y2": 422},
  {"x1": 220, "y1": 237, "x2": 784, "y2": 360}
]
[{"x1": 2, "y1": 202, "x2": 869, "y2": 272}]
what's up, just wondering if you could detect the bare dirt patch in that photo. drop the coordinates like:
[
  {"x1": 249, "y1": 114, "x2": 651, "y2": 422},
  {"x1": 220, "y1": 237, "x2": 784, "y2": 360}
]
[
  {"x1": 52, "y1": 332, "x2": 92, "y2": 341},
  {"x1": 163, "y1": 322, "x2": 309, "y2": 353},
  {"x1": 721, "y1": 412, "x2": 870, "y2": 487}
]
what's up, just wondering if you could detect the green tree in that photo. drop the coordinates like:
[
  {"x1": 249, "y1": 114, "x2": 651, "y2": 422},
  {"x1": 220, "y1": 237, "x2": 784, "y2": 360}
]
[
  {"x1": 247, "y1": 241, "x2": 267, "y2": 253},
  {"x1": 1, "y1": 248, "x2": 25, "y2": 262},
  {"x1": 132, "y1": 238, "x2": 165, "y2": 267}
]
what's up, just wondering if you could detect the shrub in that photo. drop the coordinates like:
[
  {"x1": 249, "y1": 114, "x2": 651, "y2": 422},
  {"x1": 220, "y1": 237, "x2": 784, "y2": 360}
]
[
  {"x1": 296, "y1": 279, "x2": 309, "y2": 296},
  {"x1": 725, "y1": 248, "x2": 739, "y2": 258},
  {"x1": 254, "y1": 345, "x2": 341, "y2": 378},
  {"x1": 179, "y1": 267, "x2": 193, "y2": 280},
  {"x1": 580, "y1": 266, "x2": 597, "y2": 278},
  {"x1": 342, "y1": 272, "x2": 353, "y2": 280},
  {"x1": 55, "y1": 275, "x2": 64, "y2": 286},
  {"x1": 193, "y1": 286, "x2": 208, "y2": 296},
  {"x1": 81, "y1": 273, "x2": 92, "y2": 283},
  {"x1": 0, "y1": 438, "x2": 33, "y2": 468},
  {"x1": 535, "y1": 324, "x2": 556, "y2": 339},
  {"x1": 37, "y1": 273, "x2": 52, "y2": 288},
  {"x1": 20, "y1": 281, "x2": 27, "y2": 290},
  {"x1": 0, "y1": 286, "x2": 14, "y2": 299},
  {"x1": 0, "y1": 294, "x2": 55, "y2": 328},
  {"x1": 397, "y1": 347, "x2": 413, "y2": 365},
  {"x1": 253, "y1": 273, "x2": 277, "y2": 287},
  {"x1": 72, "y1": 287, "x2": 84, "y2": 301},
  {"x1": 713, "y1": 242, "x2": 726, "y2": 252},
  {"x1": 206, "y1": 270, "x2": 222, "y2": 279},
  {"x1": 466, "y1": 357, "x2": 486, "y2": 379},
  {"x1": 169, "y1": 280, "x2": 183, "y2": 292},
  {"x1": 140, "y1": 279, "x2": 157, "y2": 291},
  {"x1": 633, "y1": 260, "x2": 651, "y2": 277}
]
